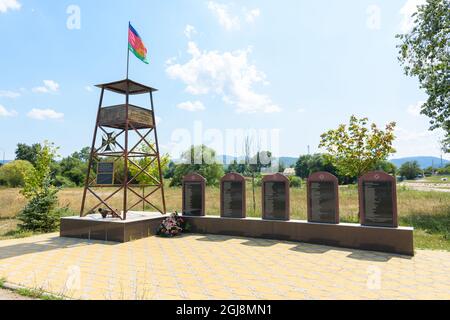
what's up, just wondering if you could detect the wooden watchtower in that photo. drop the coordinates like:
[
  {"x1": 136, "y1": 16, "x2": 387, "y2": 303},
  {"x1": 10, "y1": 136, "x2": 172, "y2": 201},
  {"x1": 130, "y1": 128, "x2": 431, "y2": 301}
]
[{"x1": 80, "y1": 79, "x2": 166, "y2": 220}]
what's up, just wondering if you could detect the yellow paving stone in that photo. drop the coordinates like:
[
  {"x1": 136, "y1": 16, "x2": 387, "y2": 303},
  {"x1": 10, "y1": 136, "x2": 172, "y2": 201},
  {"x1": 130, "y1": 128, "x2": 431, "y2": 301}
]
[{"x1": 1, "y1": 233, "x2": 450, "y2": 300}]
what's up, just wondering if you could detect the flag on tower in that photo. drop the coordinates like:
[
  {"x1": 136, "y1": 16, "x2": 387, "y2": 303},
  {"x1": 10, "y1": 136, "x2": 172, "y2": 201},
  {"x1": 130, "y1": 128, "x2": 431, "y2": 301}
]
[{"x1": 128, "y1": 22, "x2": 149, "y2": 64}]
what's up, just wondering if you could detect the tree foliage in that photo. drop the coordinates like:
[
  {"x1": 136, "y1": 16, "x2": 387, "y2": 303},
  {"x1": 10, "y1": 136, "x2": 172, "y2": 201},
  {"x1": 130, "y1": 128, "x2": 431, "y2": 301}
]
[
  {"x1": 18, "y1": 142, "x2": 65, "y2": 232},
  {"x1": 294, "y1": 154, "x2": 337, "y2": 179},
  {"x1": 129, "y1": 144, "x2": 170, "y2": 185},
  {"x1": 15, "y1": 143, "x2": 42, "y2": 166},
  {"x1": 397, "y1": 0, "x2": 450, "y2": 148},
  {"x1": 0, "y1": 160, "x2": 34, "y2": 187},
  {"x1": 319, "y1": 116, "x2": 396, "y2": 178},
  {"x1": 170, "y1": 145, "x2": 224, "y2": 186},
  {"x1": 399, "y1": 161, "x2": 423, "y2": 180}
]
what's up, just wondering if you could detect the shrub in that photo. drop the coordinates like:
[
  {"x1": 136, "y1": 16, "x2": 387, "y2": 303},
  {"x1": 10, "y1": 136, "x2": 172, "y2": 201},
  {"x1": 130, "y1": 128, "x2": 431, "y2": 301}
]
[
  {"x1": 54, "y1": 175, "x2": 77, "y2": 188},
  {"x1": 289, "y1": 176, "x2": 302, "y2": 188},
  {"x1": 0, "y1": 160, "x2": 34, "y2": 187},
  {"x1": 18, "y1": 142, "x2": 63, "y2": 232},
  {"x1": 17, "y1": 180, "x2": 66, "y2": 232}
]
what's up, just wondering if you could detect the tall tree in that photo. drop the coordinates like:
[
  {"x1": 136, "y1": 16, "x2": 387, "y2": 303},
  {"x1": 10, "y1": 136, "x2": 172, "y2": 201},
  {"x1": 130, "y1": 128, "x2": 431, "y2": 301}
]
[
  {"x1": 399, "y1": 161, "x2": 422, "y2": 180},
  {"x1": 319, "y1": 116, "x2": 396, "y2": 178},
  {"x1": 15, "y1": 143, "x2": 42, "y2": 166},
  {"x1": 295, "y1": 154, "x2": 336, "y2": 179},
  {"x1": 397, "y1": 0, "x2": 450, "y2": 149},
  {"x1": 169, "y1": 145, "x2": 224, "y2": 186}
]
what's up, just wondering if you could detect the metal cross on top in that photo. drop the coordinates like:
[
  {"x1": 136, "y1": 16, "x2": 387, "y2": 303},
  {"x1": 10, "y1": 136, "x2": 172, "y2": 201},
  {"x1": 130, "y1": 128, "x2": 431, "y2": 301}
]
[{"x1": 80, "y1": 78, "x2": 167, "y2": 220}]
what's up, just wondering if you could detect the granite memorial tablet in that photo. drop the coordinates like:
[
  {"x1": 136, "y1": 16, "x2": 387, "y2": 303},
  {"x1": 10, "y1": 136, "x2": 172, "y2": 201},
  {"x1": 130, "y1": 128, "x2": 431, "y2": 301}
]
[
  {"x1": 262, "y1": 173, "x2": 290, "y2": 221},
  {"x1": 359, "y1": 171, "x2": 398, "y2": 228},
  {"x1": 307, "y1": 172, "x2": 339, "y2": 224},
  {"x1": 221, "y1": 173, "x2": 246, "y2": 218},
  {"x1": 96, "y1": 162, "x2": 114, "y2": 185},
  {"x1": 182, "y1": 173, "x2": 206, "y2": 216}
]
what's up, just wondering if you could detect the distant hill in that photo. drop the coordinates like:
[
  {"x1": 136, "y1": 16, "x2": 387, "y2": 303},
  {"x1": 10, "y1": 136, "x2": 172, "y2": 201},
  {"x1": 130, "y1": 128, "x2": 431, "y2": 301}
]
[
  {"x1": 0, "y1": 160, "x2": 11, "y2": 165},
  {"x1": 390, "y1": 156, "x2": 449, "y2": 169},
  {"x1": 279, "y1": 157, "x2": 298, "y2": 168},
  {"x1": 177, "y1": 155, "x2": 449, "y2": 170}
]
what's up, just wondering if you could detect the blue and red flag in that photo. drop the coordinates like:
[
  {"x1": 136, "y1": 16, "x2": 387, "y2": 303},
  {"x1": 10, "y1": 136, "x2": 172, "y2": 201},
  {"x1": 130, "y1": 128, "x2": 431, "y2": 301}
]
[{"x1": 128, "y1": 23, "x2": 149, "y2": 64}]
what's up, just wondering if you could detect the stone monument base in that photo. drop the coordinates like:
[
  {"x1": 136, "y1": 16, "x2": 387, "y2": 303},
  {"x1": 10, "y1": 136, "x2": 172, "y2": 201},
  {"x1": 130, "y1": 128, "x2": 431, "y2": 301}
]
[
  {"x1": 60, "y1": 212, "x2": 165, "y2": 243},
  {"x1": 60, "y1": 214, "x2": 414, "y2": 256}
]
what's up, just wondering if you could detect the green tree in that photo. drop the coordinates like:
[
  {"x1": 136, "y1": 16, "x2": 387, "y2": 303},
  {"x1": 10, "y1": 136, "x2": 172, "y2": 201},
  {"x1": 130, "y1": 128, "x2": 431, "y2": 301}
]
[
  {"x1": 129, "y1": 144, "x2": 170, "y2": 185},
  {"x1": 374, "y1": 161, "x2": 398, "y2": 176},
  {"x1": 0, "y1": 160, "x2": 34, "y2": 187},
  {"x1": 15, "y1": 143, "x2": 42, "y2": 166},
  {"x1": 18, "y1": 142, "x2": 65, "y2": 232},
  {"x1": 295, "y1": 154, "x2": 337, "y2": 179},
  {"x1": 170, "y1": 145, "x2": 224, "y2": 186},
  {"x1": 319, "y1": 116, "x2": 397, "y2": 178},
  {"x1": 399, "y1": 161, "x2": 423, "y2": 180},
  {"x1": 58, "y1": 151, "x2": 89, "y2": 186},
  {"x1": 397, "y1": 0, "x2": 450, "y2": 149}
]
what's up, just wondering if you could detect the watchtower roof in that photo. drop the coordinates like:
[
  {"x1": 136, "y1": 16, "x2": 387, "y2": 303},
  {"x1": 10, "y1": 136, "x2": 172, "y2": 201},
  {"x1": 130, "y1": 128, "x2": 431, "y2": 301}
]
[{"x1": 95, "y1": 79, "x2": 158, "y2": 95}]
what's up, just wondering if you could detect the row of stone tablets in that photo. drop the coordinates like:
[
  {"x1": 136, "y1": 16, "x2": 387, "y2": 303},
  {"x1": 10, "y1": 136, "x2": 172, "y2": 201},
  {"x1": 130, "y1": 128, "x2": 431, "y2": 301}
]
[{"x1": 182, "y1": 171, "x2": 398, "y2": 228}]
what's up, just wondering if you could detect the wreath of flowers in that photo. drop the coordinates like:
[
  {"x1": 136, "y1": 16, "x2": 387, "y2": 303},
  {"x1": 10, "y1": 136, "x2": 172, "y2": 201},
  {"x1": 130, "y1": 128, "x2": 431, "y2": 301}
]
[{"x1": 157, "y1": 212, "x2": 186, "y2": 237}]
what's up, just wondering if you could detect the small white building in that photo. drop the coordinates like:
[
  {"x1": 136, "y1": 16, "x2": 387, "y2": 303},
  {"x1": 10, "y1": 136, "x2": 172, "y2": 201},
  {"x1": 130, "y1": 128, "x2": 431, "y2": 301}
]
[{"x1": 283, "y1": 168, "x2": 296, "y2": 177}]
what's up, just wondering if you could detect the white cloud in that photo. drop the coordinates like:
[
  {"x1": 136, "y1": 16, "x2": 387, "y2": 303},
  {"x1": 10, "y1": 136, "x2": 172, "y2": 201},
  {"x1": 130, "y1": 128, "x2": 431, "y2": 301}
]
[
  {"x1": 32, "y1": 80, "x2": 60, "y2": 94},
  {"x1": 399, "y1": 0, "x2": 426, "y2": 33},
  {"x1": 245, "y1": 8, "x2": 260, "y2": 23},
  {"x1": 207, "y1": 2, "x2": 261, "y2": 30},
  {"x1": 165, "y1": 57, "x2": 177, "y2": 65},
  {"x1": 27, "y1": 108, "x2": 64, "y2": 120},
  {"x1": 394, "y1": 126, "x2": 445, "y2": 157},
  {"x1": 0, "y1": 0, "x2": 21, "y2": 13},
  {"x1": 0, "y1": 90, "x2": 21, "y2": 98},
  {"x1": 297, "y1": 108, "x2": 306, "y2": 113},
  {"x1": 177, "y1": 101, "x2": 206, "y2": 112},
  {"x1": 407, "y1": 101, "x2": 424, "y2": 117},
  {"x1": 184, "y1": 24, "x2": 197, "y2": 39},
  {"x1": 85, "y1": 86, "x2": 93, "y2": 92},
  {"x1": 366, "y1": 4, "x2": 381, "y2": 31},
  {"x1": 155, "y1": 116, "x2": 162, "y2": 126},
  {"x1": 166, "y1": 41, "x2": 281, "y2": 114},
  {"x1": 207, "y1": 1, "x2": 240, "y2": 31},
  {"x1": 0, "y1": 105, "x2": 18, "y2": 117}
]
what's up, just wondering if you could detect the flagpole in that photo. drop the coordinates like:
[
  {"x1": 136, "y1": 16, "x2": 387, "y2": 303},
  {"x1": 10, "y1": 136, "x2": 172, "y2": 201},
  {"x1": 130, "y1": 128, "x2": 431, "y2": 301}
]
[{"x1": 126, "y1": 21, "x2": 130, "y2": 79}]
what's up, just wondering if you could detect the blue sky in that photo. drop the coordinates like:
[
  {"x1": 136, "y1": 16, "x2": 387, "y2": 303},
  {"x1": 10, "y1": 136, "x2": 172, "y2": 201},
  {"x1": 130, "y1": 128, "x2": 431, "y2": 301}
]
[{"x1": 0, "y1": 0, "x2": 447, "y2": 161}]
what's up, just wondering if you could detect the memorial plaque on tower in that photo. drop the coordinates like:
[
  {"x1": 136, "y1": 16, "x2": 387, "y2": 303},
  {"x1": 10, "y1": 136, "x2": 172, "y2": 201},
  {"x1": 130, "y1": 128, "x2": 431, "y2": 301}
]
[
  {"x1": 307, "y1": 172, "x2": 339, "y2": 224},
  {"x1": 182, "y1": 173, "x2": 206, "y2": 216},
  {"x1": 96, "y1": 162, "x2": 114, "y2": 185},
  {"x1": 359, "y1": 171, "x2": 398, "y2": 228},
  {"x1": 262, "y1": 173, "x2": 290, "y2": 221},
  {"x1": 221, "y1": 173, "x2": 246, "y2": 218}
]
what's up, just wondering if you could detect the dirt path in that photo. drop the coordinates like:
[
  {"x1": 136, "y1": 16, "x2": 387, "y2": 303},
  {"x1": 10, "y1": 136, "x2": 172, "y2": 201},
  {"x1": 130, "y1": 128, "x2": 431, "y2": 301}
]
[
  {"x1": 0, "y1": 288, "x2": 34, "y2": 300},
  {"x1": 400, "y1": 182, "x2": 450, "y2": 193}
]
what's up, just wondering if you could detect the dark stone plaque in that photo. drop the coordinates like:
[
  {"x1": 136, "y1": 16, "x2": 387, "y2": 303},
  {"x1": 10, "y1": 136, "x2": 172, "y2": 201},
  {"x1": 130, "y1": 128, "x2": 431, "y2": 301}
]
[
  {"x1": 307, "y1": 172, "x2": 339, "y2": 224},
  {"x1": 182, "y1": 174, "x2": 206, "y2": 216},
  {"x1": 262, "y1": 173, "x2": 290, "y2": 221},
  {"x1": 96, "y1": 162, "x2": 114, "y2": 185},
  {"x1": 220, "y1": 173, "x2": 246, "y2": 218},
  {"x1": 359, "y1": 172, "x2": 398, "y2": 228}
]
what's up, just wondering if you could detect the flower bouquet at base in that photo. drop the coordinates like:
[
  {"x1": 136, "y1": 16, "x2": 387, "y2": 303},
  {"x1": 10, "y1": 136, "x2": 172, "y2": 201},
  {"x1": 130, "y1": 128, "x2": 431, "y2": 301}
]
[{"x1": 156, "y1": 212, "x2": 188, "y2": 237}]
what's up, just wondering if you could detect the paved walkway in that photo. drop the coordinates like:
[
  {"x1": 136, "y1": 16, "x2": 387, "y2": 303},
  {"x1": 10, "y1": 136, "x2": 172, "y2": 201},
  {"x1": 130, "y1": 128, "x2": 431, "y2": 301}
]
[{"x1": 0, "y1": 233, "x2": 449, "y2": 300}]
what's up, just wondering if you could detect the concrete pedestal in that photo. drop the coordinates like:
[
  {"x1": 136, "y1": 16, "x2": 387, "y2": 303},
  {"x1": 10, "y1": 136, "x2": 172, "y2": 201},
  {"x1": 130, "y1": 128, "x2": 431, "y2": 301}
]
[{"x1": 60, "y1": 214, "x2": 414, "y2": 255}]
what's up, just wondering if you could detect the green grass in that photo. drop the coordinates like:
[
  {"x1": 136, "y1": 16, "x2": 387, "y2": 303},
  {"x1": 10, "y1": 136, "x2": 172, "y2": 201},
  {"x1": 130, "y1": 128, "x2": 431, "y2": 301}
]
[
  {"x1": 422, "y1": 175, "x2": 450, "y2": 184},
  {"x1": 15, "y1": 287, "x2": 63, "y2": 300},
  {"x1": 0, "y1": 277, "x2": 63, "y2": 300}
]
